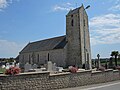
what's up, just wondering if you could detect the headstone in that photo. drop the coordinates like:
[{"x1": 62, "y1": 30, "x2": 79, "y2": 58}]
[
  {"x1": 68, "y1": 66, "x2": 73, "y2": 69},
  {"x1": 24, "y1": 63, "x2": 32, "y2": 72},
  {"x1": 16, "y1": 63, "x2": 20, "y2": 68},
  {"x1": 2, "y1": 65, "x2": 5, "y2": 68},
  {"x1": 41, "y1": 68, "x2": 46, "y2": 71},
  {"x1": 56, "y1": 67, "x2": 63, "y2": 72},
  {"x1": 32, "y1": 64, "x2": 38, "y2": 69},
  {"x1": 47, "y1": 61, "x2": 53, "y2": 72},
  {"x1": 6, "y1": 63, "x2": 10, "y2": 69},
  {"x1": 109, "y1": 57, "x2": 113, "y2": 68},
  {"x1": 52, "y1": 63, "x2": 57, "y2": 71}
]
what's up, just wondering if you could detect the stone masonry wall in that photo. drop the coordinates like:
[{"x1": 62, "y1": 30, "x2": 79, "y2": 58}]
[
  {"x1": 19, "y1": 48, "x2": 66, "y2": 68},
  {"x1": 0, "y1": 70, "x2": 120, "y2": 90},
  {"x1": 66, "y1": 6, "x2": 91, "y2": 69}
]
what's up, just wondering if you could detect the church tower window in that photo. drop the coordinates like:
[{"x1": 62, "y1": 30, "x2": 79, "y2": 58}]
[{"x1": 84, "y1": 19, "x2": 85, "y2": 26}]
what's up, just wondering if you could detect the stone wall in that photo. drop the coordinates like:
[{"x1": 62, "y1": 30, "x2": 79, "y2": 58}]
[{"x1": 0, "y1": 70, "x2": 120, "y2": 90}]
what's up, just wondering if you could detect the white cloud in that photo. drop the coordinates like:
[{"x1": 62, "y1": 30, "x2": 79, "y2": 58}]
[
  {"x1": 0, "y1": 0, "x2": 19, "y2": 11},
  {"x1": 115, "y1": 0, "x2": 120, "y2": 4},
  {"x1": 0, "y1": 39, "x2": 25, "y2": 57},
  {"x1": 90, "y1": 14, "x2": 120, "y2": 45},
  {"x1": 0, "y1": 0, "x2": 8, "y2": 9},
  {"x1": 52, "y1": 2, "x2": 74, "y2": 12},
  {"x1": 109, "y1": 4, "x2": 120, "y2": 11},
  {"x1": 108, "y1": 0, "x2": 120, "y2": 11}
]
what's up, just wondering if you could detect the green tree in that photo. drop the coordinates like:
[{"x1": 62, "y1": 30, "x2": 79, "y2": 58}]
[{"x1": 111, "y1": 51, "x2": 119, "y2": 67}]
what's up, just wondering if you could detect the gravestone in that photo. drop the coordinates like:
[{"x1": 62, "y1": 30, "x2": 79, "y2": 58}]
[
  {"x1": 52, "y1": 63, "x2": 57, "y2": 71},
  {"x1": 6, "y1": 63, "x2": 10, "y2": 69},
  {"x1": 47, "y1": 61, "x2": 53, "y2": 72},
  {"x1": 47, "y1": 61, "x2": 57, "y2": 72},
  {"x1": 24, "y1": 63, "x2": 32, "y2": 72},
  {"x1": 109, "y1": 57, "x2": 113, "y2": 68},
  {"x1": 16, "y1": 63, "x2": 19, "y2": 68},
  {"x1": 56, "y1": 67, "x2": 63, "y2": 72},
  {"x1": 2, "y1": 65, "x2": 5, "y2": 68},
  {"x1": 32, "y1": 64, "x2": 38, "y2": 69}
]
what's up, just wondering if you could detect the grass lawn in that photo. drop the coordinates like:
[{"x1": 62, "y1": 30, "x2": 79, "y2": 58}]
[
  {"x1": 101, "y1": 60, "x2": 120, "y2": 66},
  {"x1": 0, "y1": 68, "x2": 6, "y2": 74}
]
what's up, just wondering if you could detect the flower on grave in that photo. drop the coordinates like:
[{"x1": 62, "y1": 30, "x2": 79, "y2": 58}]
[
  {"x1": 5, "y1": 66, "x2": 21, "y2": 75},
  {"x1": 98, "y1": 66, "x2": 105, "y2": 71},
  {"x1": 69, "y1": 66, "x2": 78, "y2": 73},
  {"x1": 116, "y1": 66, "x2": 120, "y2": 70}
]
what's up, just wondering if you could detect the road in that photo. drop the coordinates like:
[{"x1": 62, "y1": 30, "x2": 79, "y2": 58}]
[{"x1": 60, "y1": 80, "x2": 120, "y2": 90}]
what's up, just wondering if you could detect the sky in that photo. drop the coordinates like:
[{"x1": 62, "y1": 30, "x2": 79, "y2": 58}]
[{"x1": 0, "y1": 0, "x2": 120, "y2": 59}]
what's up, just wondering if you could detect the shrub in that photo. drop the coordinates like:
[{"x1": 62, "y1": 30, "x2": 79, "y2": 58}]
[{"x1": 5, "y1": 67, "x2": 21, "y2": 75}]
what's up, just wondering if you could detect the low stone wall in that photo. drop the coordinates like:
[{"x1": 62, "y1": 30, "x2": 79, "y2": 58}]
[{"x1": 0, "y1": 70, "x2": 120, "y2": 90}]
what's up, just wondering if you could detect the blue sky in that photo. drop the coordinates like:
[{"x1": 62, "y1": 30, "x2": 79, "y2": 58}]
[{"x1": 0, "y1": 0, "x2": 120, "y2": 58}]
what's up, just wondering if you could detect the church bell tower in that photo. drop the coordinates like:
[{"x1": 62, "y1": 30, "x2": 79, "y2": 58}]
[{"x1": 66, "y1": 5, "x2": 91, "y2": 69}]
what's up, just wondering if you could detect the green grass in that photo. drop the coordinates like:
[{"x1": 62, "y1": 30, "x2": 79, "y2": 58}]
[
  {"x1": 101, "y1": 61, "x2": 120, "y2": 67},
  {"x1": 0, "y1": 68, "x2": 6, "y2": 74}
]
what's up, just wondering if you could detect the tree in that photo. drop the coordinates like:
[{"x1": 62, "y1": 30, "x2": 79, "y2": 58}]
[
  {"x1": 111, "y1": 51, "x2": 119, "y2": 67},
  {"x1": 118, "y1": 54, "x2": 120, "y2": 60}
]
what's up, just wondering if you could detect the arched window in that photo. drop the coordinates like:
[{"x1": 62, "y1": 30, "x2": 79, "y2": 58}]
[
  {"x1": 22, "y1": 55, "x2": 24, "y2": 60},
  {"x1": 37, "y1": 54, "x2": 39, "y2": 63},
  {"x1": 48, "y1": 53, "x2": 49, "y2": 61},
  {"x1": 29, "y1": 55, "x2": 31, "y2": 64},
  {"x1": 71, "y1": 19, "x2": 74, "y2": 26},
  {"x1": 22, "y1": 55, "x2": 24, "y2": 63}
]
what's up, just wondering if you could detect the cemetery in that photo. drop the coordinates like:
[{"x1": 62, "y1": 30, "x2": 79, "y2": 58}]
[{"x1": 0, "y1": 57, "x2": 120, "y2": 90}]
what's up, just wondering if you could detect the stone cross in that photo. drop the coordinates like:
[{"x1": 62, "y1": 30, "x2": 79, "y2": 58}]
[
  {"x1": 32, "y1": 64, "x2": 38, "y2": 69},
  {"x1": 97, "y1": 54, "x2": 101, "y2": 68}
]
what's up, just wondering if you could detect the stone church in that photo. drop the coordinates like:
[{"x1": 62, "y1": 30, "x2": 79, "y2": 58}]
[{"x1": 19, "y1": 5, "x2": 91, "y2": 69}]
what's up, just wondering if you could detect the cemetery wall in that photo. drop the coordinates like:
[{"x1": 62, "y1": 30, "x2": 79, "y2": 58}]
[{"x1": 0, "y1": 70, "x2": 120, "y2": 90}]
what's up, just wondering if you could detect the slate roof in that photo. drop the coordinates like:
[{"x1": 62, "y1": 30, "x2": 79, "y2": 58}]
[{"x1": 20, "y1": 35, "x2": 67, "y2": 53}]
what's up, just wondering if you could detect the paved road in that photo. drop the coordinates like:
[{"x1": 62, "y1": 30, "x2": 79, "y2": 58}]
[{"x1": 60, "y1": 80, "x2": 120, "y2": 90}]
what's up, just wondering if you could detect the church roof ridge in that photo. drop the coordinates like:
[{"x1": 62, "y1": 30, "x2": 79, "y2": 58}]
[
  {"x1": 30, "y1": 35, "x2": 66, "y2": 44},
  {"x1": 20, "y1": 35, "x2": 66, "y2": 53}
]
